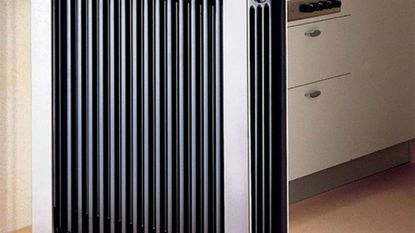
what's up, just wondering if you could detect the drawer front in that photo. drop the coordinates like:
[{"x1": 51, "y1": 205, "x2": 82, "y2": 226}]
[
  {"x1": 288, "y1": 76, "x2": 354, "y2": 180},
  {"x1": 288, "y1": 16, "x2": 351, "y2": 88}
]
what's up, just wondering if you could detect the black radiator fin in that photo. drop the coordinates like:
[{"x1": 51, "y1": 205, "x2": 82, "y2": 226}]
[
  {"x1": 248, "y1": 0, "x2": 287, "y2": 233},
  {"x1": 52, "y1": 0, "x2": 224, "y2": 233}
]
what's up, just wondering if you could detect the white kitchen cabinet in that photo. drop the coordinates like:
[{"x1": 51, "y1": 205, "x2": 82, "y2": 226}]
[
  {"x1": 288, "y1": 75, "x2": 354, "y2": 180},
  {"x1": 288, "y1": 0, "x2": 415, "y2": 180},
  {"x1": 288, "y1": 16, "x2": 351, "y2": 88},
  {"x1": 345, "y1": 0, "x2": 415, "y2": 159}
]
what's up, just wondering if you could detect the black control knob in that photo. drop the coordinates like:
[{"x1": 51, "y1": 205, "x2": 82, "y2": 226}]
[
  {"x1": 299, "y1": 3, "x2": 315, "y2": 13},
  {"x1": 320, "y1": 1, "x2": 333, "y2": 9},
  {"x1": 329, "y1": 0, "x2": 342, "y2": 8},
  {"x1": 311, "y1": 2, "x2": 324, "y2": 11}
]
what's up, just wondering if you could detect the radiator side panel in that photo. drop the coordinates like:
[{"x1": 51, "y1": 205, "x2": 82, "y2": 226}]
[{"x1": 248, "y1": 0, "x2": 287, "y2": 233}]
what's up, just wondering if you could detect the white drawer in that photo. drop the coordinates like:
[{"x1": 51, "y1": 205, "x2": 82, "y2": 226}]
[
  {"x1": 288, "y1": 75, "x2": 354, "y2": 180},
  {"x1": 288, "y1": 16, "x2": 351, "y2": 88}
]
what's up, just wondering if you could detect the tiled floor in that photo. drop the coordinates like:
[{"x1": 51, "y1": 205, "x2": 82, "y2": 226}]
[{"x1": 290, "y1": 163, "x2": 415, "y2": 233}]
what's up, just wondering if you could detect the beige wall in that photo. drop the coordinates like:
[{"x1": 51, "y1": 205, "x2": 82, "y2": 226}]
[{"x1": 0, "y1": 0, "x2": 32, "y2": 232}]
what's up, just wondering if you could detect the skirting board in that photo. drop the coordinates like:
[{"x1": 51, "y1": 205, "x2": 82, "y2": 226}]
[{"x1": 289, "y1": 142, "x2": 410, "y2": 203}]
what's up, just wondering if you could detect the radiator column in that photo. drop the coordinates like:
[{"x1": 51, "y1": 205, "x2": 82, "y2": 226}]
[{"x1": 53, "y1": 0, "x2": 224, "y2": 233}]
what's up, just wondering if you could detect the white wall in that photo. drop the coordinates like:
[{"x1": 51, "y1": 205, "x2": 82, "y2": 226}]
[{"x1": 0, "y1": 0, "x2": 32, "y2": 232}]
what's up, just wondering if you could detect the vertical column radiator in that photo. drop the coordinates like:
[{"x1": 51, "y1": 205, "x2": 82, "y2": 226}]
[
  {"x1": 52, "y1": 0, "x2": 224, "y2": 232},
  {"x1": 248, "y1": 0, "x2": 287, "y2": 233}
]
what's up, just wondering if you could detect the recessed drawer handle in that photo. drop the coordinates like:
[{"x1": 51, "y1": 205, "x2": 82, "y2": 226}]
[
  {"x1": 305, "y1": 90, "x2": 322, "y2": 98},
  {"x1": 305, "y1": 29, "x2": 321, "y2": 37}
]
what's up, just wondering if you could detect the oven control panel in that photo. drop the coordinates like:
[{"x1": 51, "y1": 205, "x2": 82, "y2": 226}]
[{"x1": 288, "y1": 0, "x2": 342, "y2": 21}]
